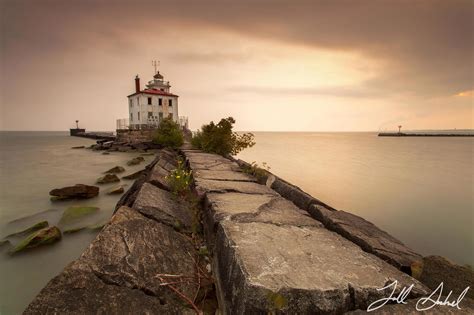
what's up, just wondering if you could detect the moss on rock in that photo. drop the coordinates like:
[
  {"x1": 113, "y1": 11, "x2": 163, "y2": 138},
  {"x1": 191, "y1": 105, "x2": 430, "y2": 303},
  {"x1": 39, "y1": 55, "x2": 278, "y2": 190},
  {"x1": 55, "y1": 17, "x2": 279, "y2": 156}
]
[{"x1": 10, "y1": 226, "x2": 61, "y2": 254}]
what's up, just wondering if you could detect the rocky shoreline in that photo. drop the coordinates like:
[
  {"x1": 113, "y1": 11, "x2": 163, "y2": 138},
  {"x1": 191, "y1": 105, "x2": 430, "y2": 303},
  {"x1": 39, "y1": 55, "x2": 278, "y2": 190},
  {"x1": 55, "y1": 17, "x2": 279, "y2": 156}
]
[{"x1": 24, "y1": 146, "x2": 474, "y2": 314}]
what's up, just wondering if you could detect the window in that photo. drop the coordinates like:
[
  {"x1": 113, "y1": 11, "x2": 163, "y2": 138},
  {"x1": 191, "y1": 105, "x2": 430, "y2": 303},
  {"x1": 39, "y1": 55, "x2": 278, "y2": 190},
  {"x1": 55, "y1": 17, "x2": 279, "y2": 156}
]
[
  {"x1": 158, "y1": 98, "x2": 162, "y2": 106},
  {"x1": 168, "y1": 113, "x2": 173, "y2": 120},
  {"x1": 138, "y1": 112, "x2": 140, "y2": 121},
  {"x1": 148, "y1": 112, "x2": 153, "y2": 119},
  {"x1": 147, "y1": 97, "x2": 152, "y2": 105},
  {"x1": 158, "y1": 112, "x2": 163, "y2": 122},
  {"x1": 169, "y1": 99, "x2": 172, "y2": 107},
  {"x1": 130, "y1": 113, "x2": 133, "y2": 121},
  {"x1": 129, "y1": 99, "x2": 132, "y2": 107}
]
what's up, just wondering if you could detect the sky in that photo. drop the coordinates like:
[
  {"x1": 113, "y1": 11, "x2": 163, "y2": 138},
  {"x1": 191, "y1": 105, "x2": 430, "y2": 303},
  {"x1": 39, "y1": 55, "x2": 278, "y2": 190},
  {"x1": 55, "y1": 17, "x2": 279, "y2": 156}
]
[{"x1": 0, "y1": 0, "x2": 472, "y2": 131}]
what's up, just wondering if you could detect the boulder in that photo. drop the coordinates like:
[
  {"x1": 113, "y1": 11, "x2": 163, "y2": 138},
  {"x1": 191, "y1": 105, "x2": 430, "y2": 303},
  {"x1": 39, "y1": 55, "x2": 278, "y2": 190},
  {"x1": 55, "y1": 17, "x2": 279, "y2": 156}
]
[
  {"x1": 147, "y1": 163, "x2": 171, "y2": 190},
  {"x1": 58, "y1": 206, "x2": 100, "y2": 226},
  {"x1": 10, "y1": 226, "x2": 61, "y2": 254},
  {"x1": 49, "y1": 184, "x2": 99, "y2": 200},
  {"x1": 126, "y1": 156, "x2": 145, "y2": 166},
  {"x1": 133, "y1": 183, "x2": 193, "y2": 230},
  {"x1": 96, "y1": 174, "x2": 120, "y2": 184},
  {"x1": 122, "y1": 169, "x2": 146, "y2": 180},
  {"x1": 104, "y1": 166, "x2": 125, "y2": 174},
  {"x1": 71, "y1": 146, "x2": 85, "y2": 149},
  {"x1": 5, "y1": 221, "x2": 49, "y2": 238},
  {"x1": 101, "y1": 151, "x2": 110, "y2": 155},
  {"x1": 25, "y1": 206, "x2": 199, "y2": 314},
  {"x1": 107, "y1": 185, "x2": 125, "y2": 195},
  {"x1": 309, "y1": 204, "x2": 422, "y2": 272},
  {"x1": 411, "y1": 255, "x2": 474, "y2": 299}
]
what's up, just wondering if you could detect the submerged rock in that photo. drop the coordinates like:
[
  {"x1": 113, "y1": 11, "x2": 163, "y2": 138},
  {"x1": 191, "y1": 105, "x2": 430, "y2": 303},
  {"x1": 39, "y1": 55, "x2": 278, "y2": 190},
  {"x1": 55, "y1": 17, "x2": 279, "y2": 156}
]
[
  {"x1": 58, "y1": 206, "x2": 100, "y2": 226},
  {"x1": 126, "y1": 156, "x2": 145, "y2": 166},
  {"x1": 96, "y1": 174, "x2": 120, "y2": 184},
  {"x1": 102, "y1": 151, "x2": 110, "y2": 155},
  {"x1": 122, "y1": 169, "x2": 146, "y2": 180},
  {"x1": 5, "y1": 221, "x2": 49, "y2": 238},
  {"x1": 71, "y1": 146, "x2": 85, "y2": 149},
  {"x1": 0, "y1": 239, "x2": 11, "y2": 249},
  {"x1": 107, "y1": 185, "x2": 125, "y2": 195},
  {"x1": 104, "y1": 166, "x2": 125, "y2": 174},
  {"x1": 10, "y1": 226, "x2": 61, "y2": 254},
  {"x1": 50, "y1": 184, "x2": 99, "y2": 200}
]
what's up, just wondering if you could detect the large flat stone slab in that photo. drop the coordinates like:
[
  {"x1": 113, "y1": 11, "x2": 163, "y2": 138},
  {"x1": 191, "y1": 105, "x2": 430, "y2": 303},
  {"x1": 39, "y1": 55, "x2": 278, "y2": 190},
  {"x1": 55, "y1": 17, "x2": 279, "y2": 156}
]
[
  {"x1": 25, "y1": 206, "x2": 198, "y2": 313},
  {"x1": 195, "y1": 178, "x2": 278, "y2": 196},
  {"x1": 186, "y1": 151, "x2": 240, "y2": 171},
  {"x1": 206, "y1": 192, "x2": 321, "y2": 227},
  {"x1": 215, "y1": 221, "x2": 428, "y2": 314},
  {"x1": 24, "y1": 261, "x2": 193, "y2": 315},
  {"x1": 133, "y1": 182, "x2": 193, "y2": 229},
  {"x1": 194, "y1": 169, "x2": 257, "y2": 182},
  {"x1": 310, "y1": 204, "x2": 422, "y2": 271}
]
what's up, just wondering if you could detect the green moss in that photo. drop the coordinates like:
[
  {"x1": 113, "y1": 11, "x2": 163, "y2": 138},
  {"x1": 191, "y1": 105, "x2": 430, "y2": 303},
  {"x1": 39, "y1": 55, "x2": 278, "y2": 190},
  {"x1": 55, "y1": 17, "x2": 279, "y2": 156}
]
[
  {"x1": 63, "y1": 227, "x2": 86, "y2": 234},
  {"x1": 5, "y1": 221, "x2": 49, "y2": 238},
  {"x1": 58, "y1": 206, "x2": 100, "y2": 225},
  {"x1": 10, "y1": 226, "x2": 61, "y2": 254}
]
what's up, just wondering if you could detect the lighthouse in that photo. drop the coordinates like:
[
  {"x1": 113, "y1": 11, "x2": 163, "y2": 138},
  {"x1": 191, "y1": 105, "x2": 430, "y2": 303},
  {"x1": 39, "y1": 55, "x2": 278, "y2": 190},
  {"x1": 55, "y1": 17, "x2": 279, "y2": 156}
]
[{"x1": 125, "y1": 67, "x2": 179, "y2": 130}]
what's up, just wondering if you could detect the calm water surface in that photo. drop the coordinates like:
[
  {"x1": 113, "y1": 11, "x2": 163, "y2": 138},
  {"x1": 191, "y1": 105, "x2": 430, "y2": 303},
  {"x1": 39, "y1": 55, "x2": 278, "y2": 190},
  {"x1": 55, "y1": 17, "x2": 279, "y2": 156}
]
[
  {"x1": 238, "y1": 132, "x2": 473, "y2": 266},
  {"x1": 0, "y1": 132, "x2": 155, "y2": 314}
]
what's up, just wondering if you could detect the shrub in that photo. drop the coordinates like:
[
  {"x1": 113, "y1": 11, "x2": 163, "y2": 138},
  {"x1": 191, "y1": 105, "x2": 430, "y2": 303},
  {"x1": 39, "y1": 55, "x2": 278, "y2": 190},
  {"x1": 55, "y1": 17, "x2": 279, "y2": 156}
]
[
  {"x1": 152, "y1": 118, "x2": 184, "y2": 149},
  {"x1": 165, "y1": 158, "x2": 192, "y2": 196},
  {"x1": 242, "y1": 161, "x2": 271, "y2": 180},
  {"x1": 191, "y1": 117, "x2": 255, "y2": 156}
]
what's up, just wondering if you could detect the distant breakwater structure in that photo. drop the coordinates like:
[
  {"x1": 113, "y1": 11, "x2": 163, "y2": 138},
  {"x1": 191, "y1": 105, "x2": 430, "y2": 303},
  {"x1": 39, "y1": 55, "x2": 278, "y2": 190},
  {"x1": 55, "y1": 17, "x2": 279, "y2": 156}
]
[
  {"x1": 24, "y1": 142, "x2": 474, "y2": 314},
  {"x1": 378, "y1": 132, "x2": 474, "y2": 137}
]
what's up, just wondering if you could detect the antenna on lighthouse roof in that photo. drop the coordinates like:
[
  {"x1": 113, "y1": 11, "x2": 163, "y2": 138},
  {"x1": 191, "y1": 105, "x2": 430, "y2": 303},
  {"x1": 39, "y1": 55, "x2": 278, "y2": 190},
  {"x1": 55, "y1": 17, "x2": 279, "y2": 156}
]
[{"x1": 152, "y1": 60, "x2": 160, "y2": 74}]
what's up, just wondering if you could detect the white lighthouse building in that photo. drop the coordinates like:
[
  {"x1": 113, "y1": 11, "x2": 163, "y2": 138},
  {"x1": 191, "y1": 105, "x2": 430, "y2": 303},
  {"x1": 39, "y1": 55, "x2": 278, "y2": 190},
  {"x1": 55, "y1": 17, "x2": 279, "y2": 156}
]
[{"x1": 125, "y1": 70, "x2": 180, "y2": 130}]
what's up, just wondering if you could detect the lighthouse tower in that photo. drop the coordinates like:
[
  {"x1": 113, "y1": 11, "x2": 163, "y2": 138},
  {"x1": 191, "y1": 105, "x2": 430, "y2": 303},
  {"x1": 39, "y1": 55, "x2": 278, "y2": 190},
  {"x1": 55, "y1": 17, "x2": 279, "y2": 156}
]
[{"x1": 126, "y1": 67, "x2": 179, "y2": 130}]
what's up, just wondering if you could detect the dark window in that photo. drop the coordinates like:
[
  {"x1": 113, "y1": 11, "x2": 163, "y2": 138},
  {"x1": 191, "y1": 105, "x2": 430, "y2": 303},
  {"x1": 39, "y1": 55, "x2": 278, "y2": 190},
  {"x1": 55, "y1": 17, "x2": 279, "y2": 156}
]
[
  {"x1": 138, "y1": 112, "x2": 140, "y2": 121},
  {"x1": 158, "y1": 112, "x2": 163, "y2": 122},
  {"x1": 158, "y1": 98, "x2": 162, "y2": 106},
  {"x1": 137, "y1": 97, "x2": 139, "y2": 105},
  {"x1": 147, "y1": 97, "x2": 152, "y2": 105},
  {"x1": 169, "y1": 113, "x2": 173, "y2": 120},
  {"x1": 148, "y1": 112, "x2": 153, "y2": 118},
  {"x1": 129, "y1": 99, "x2": 132, "y2": 107},
  {"x1": 169, "y1": 99, "x2": 172, "y2": 106},
  {"x1": 130, "y1": 113, "x2": 133, "y2": 121}
]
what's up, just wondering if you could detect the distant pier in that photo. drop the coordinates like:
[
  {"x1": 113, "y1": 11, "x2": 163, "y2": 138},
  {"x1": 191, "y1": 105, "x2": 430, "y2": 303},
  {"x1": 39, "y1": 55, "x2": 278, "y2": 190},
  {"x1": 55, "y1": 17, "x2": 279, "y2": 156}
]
[
  {"x1": 378, "y1": 132, "x2": 473, "y2": 137},
  {"x1": 70, "y1": 128, "x2": 116, "y2": 141}
]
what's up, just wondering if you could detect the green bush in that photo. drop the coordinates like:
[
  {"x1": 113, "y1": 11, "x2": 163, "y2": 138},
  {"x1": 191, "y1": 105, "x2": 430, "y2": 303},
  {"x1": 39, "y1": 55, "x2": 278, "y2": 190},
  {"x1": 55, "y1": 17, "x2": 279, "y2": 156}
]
[
  {"x1": 165, "y1": 158, "x2": 192, "y2": 196},
  {"x1": 191, "y1": 117, "x2": 255, "y2": 156},
  {"x1": 152, "y1": 118, "x2": 184, "y2": 149}
]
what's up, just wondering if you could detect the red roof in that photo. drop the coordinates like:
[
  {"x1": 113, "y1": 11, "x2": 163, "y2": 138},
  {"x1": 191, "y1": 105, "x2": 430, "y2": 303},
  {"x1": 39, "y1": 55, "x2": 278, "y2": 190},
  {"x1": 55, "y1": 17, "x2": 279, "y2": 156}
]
[{"x1": 127, "y1": 89, "x2": 178, "y2": 97}]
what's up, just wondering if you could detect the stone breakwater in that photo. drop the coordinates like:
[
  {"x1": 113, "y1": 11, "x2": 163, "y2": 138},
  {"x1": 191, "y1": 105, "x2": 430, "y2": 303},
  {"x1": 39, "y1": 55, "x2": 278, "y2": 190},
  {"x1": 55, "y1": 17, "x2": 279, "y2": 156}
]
[{"x1": 25, "y1": 147, "x2": 474, "y2": 314}]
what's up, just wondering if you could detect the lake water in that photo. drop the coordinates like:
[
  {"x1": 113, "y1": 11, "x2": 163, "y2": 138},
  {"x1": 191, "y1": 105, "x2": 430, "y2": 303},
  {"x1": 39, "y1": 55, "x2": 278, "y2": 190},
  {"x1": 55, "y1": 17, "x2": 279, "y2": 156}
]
[
  {"x1": 0, "y1": 132, "x2": 155, "y2": 314},
  {"x1": 237, "y1": 132, "x2": 473, "y2": 267},
  {"x1": 0, "y1": 131, "x2": 472, "y2": 314}
]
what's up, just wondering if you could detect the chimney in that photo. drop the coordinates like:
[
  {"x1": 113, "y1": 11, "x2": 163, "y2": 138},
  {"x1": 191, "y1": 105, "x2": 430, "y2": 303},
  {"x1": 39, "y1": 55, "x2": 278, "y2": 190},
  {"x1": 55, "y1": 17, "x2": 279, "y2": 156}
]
[{"x1": 135, "y1": 75, "x2": 140, "y2": 93}]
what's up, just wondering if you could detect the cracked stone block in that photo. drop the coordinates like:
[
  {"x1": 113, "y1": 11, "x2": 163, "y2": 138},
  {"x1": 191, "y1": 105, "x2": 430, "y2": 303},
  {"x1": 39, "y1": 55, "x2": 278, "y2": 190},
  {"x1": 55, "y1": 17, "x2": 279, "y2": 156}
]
[
  {"x1": 147, "y1": 163, "x2": 171, "y2": 191},
  {"x1": 185, "y1": 151, "x2": 240, "y2": 171},
  {"x1": 206, "y1": 192, "x2": 322, "y2": 227},
  {"x1": 25, "y1": 206, "x2": 198, "y2": 314},
  {"x1": 194, "y1": 178, "x2": 278, "y2": 197},
  {"x1": 133, "y1": 183, "x2": 193, "y2": 229},
  {"x1": 215, "y1": 221, "x2": 428, "y2": 314},
  {"x1": 193, "y1": 169, "x2": 257, "y2": 182},
  {"x1": 309, "y1": 204, "x2": 422, "y2": 272},
  {"x1": 24, "y1": 262, "x2": 194, "y2": 315}
]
